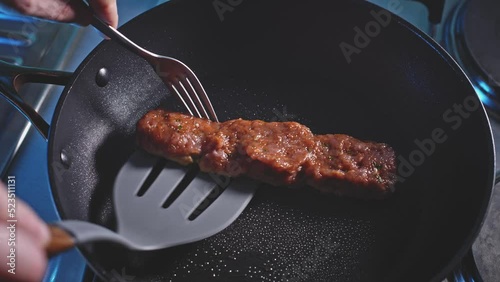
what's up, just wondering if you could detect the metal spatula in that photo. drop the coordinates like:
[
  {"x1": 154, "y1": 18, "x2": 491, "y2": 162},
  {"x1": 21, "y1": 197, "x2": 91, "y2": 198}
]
[{"x1": 47, "y1": 151, "x2": 257, "y2": 255}]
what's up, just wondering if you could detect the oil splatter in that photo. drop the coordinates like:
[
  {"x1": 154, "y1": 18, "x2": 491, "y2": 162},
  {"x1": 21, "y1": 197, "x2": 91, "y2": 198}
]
[{"x1": 165, "y1": 197, "x2": 375, "y2": 282}]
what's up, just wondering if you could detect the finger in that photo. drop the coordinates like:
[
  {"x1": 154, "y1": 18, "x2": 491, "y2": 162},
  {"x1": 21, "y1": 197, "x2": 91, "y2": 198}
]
[
  {"x1": 0, "y1": 222, "x2": 48, "y2": 282},
  {"x1": 3, "y1": 0, "x2": 92, "y2": 26},
  {"x1": 89, "y1": 0, "x2": 118, "y2": 28},
  {"x1": 15, "y1": 201, "x2": 51, "y2": 247},
  {"x1": 0, "y1": 184, "x2": 50, "y2": 248}
]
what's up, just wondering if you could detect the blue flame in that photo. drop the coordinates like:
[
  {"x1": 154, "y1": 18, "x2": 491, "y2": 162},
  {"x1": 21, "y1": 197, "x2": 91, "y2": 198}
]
[
  {"x1": 0, "y1": 37, "x2": 26, "y2": 47},
  {"x1": 477, "y1": 80, "x2": 494, "y2": 95}
]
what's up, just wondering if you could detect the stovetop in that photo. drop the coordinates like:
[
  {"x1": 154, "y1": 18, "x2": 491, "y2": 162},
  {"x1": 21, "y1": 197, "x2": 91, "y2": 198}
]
[{"x1": 0, "y1": 0, "x2": 498, "y2": 281}]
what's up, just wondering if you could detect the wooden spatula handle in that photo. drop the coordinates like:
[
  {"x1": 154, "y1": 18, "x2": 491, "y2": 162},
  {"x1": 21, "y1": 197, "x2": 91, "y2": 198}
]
[{"x1": 46, "y1": 225, "x2": 76, "y2": 257}]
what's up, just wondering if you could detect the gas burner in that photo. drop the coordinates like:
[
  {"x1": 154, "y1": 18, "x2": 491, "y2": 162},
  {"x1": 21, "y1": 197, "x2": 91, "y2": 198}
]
[{"x1": 443, "y1": 0, "x2": 500, "y2": 115}]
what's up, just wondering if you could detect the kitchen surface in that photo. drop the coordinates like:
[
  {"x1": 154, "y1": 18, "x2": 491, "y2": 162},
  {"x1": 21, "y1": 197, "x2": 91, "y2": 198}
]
[{"x1": 0, "y1": 0, "x2": 498, "y2": 281}]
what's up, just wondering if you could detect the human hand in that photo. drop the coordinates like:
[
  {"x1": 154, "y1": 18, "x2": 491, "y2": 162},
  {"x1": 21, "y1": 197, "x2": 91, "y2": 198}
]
[
  {"x1": 1, "y1": 0, "x2": 118, "y2": 28},
  {"x1": 0, "y1": 181, "x2": 50, "y2": 282}
]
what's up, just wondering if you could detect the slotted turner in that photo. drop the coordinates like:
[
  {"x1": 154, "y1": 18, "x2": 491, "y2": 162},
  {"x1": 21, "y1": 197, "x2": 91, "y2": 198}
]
[{"x1": 47, "y1": 151, "x2": 257, "y2": 255}]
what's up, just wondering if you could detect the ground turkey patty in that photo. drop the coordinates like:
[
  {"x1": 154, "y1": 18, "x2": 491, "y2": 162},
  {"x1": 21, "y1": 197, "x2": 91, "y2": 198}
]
[{"x1": 137, "y1": 109, "x2": 397, "y2": 199}]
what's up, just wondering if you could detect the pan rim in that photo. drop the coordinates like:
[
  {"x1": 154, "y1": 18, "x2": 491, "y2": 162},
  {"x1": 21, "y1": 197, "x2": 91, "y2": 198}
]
[
  {"x1": 385, "y1": 6, "x2": 495, "y2": 282},
  {"x1": 46, "y1": 1, "x2": 496, "y2": 281}
]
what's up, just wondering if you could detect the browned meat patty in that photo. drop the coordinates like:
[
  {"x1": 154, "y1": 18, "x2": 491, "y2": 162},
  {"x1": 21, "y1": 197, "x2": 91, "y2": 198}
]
[{"x1": 136, "y1": 109, "x2": 397, "y2": 199}]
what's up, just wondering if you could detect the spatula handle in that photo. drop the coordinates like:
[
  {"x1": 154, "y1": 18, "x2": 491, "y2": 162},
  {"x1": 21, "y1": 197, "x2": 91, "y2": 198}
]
[{"x1": 45, "y1": 225, "x2": 76, "y2": 257}]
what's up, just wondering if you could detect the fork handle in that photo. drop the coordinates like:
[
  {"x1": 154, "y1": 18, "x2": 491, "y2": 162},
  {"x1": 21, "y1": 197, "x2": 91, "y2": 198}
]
[
  {"x1": 81, "y1": 1, "x2": 157, "y2": 63},
  {"x1": 45, "y1": 225, "x2": 76, "y2": 257}
]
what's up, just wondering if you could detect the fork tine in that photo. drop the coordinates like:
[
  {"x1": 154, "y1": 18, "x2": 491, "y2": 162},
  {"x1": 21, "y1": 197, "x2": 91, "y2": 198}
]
[
  {"x1": 177, "y1": 79, "x2": 202, "y2": 118},
  {"x1": 186, "y1": 73, "x2": 219, "y2": 122},
  {"x1": 184, "y1": 77, "x2": 211, "y2": 120},
  {"x1": 168, "y1": 81, "x2": 197, "y2": 117}
]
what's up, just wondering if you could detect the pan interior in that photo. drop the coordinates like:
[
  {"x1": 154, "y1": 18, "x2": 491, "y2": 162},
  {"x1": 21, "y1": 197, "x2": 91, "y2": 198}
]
[{"x1": 48, "y1": 0, "x2": 494, "y2": 281}]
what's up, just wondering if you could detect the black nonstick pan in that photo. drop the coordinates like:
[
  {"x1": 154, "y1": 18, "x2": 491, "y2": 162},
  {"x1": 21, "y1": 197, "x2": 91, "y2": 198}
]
[{"x1": 0, "y1": 0, "x2": 495, "y2": 281}]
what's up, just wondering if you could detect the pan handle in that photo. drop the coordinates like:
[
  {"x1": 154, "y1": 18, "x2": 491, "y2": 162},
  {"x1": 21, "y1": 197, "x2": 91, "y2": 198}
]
[{"x1": 0, "y1": 60, "x2": 72, "y2": 140}]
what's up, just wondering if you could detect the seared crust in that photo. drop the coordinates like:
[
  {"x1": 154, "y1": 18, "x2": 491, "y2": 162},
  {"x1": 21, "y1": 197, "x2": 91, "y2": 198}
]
[{"x1": 137, "y1": 109, "x2": 397, "y2": 199}]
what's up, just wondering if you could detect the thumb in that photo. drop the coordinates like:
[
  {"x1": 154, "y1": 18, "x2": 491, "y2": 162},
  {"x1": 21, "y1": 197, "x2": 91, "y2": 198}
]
[{"x1": 89, "y1": 0, "x2": 119, "y2": 28}]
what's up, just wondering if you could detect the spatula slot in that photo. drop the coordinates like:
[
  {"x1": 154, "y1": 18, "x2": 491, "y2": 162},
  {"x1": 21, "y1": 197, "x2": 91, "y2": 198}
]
[
  {"x1": 136, "y1": 159, "x2": 167, "y2": 197},
  {"x1": 188, "y1": 181, "x2": 229, "y2": 221},
  {"x1": 161, "y1": 166, "x2": 200, "y2": 208}
]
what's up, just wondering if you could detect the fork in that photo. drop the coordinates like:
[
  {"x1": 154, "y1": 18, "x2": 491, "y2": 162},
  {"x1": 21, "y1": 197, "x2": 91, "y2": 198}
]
[{"x1": 86, "y1": 3, "x2": 219, "y2": 121}]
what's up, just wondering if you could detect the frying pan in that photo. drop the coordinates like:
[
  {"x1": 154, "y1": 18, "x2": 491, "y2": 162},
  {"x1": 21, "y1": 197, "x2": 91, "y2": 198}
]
[{"x1": 0, "y1": 0, "x2": 494, "y2": 281}]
